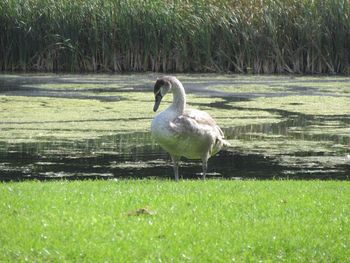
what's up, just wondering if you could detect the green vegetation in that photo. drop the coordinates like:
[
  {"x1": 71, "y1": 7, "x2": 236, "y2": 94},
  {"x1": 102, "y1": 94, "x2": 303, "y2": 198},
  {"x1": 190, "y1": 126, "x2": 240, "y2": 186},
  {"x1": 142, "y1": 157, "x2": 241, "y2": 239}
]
[
  {"x1": 0, "y1": 94, "x2": 153, "y2": 142},
  {"x1": 233, "y1": 95, "x2": 350, "y2": 116},
  {"x1": 229, "y1": 134, "x2": 343, "y2": 156},
  {"x1": 281, "y1": 82, "x2": 350, "y2": 95},
  {"x1": 289, "y1": 120, "x2": 350, "y2": 139},
  {"x1": 0, "y1": 74, "x2": 348, "y2": 174},
  {"x1": 1, "y1": 0, "x2": 350, "y2": 73},
  {"x1": 0, "y1": 75, "x2": 349, "y2": 260},
  {"x1": 0, "y1": 92, "x2": 282, "y2": 142},
  {"x1": 209, "y1": 84, "x2": 287, "y2": 93},
  {"x1": 0, "y1": 75, "x2": 286, "y2": 142},
  {"x1": 1, "y1": 180, "x2": 349, "y2": 262}
]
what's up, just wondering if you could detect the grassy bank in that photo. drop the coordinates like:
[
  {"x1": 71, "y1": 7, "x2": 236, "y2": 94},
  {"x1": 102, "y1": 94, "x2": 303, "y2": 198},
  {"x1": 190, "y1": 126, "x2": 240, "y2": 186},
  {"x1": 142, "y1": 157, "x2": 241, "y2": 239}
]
[
  {"x1": 1, "y1": 0, "x2": 350, "y2": 73},
  {"x1": 1, "y1": 180, "x2": 349, "y2": 261}
]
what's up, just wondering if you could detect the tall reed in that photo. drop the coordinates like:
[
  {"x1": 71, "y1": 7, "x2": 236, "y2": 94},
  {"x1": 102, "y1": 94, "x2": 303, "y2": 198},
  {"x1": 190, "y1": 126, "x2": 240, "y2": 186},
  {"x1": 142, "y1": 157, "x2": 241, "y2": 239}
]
[{"x1": 0, "y1": 0, "x2": 349, "y2": 73}]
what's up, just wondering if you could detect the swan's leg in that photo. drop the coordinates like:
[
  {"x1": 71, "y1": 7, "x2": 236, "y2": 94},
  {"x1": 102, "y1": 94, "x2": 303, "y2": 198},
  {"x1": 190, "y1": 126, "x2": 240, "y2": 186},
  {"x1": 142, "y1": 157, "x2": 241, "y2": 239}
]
[
  {"x1": 201, "y1": 158, "x2": 208, "y2": 180},
  {"x1": 171, "y1": 155, "x2": 180, "y2": 181},
  {"x1": 201, "y1": 146, "x2": 212, "y2": 180}
]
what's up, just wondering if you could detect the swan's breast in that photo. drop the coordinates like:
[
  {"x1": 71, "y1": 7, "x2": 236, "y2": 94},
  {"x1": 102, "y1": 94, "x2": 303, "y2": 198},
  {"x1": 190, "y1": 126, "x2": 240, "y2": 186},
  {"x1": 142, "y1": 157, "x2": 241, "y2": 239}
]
[
  {"x1": 151, "y1": 109, "x2": 174, "y2": 140},
  {"x1": 151, "y1": 110, "x2": 189, "y2": 156}
]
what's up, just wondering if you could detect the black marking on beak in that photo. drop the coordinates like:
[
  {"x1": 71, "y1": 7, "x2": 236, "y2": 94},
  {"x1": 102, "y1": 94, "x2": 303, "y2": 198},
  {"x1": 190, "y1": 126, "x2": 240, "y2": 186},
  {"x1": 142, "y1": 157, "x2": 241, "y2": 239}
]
[
  {"x1": 153, "y1": 78, "x2": 167, "y2": 112},
  {"x1": 153, "y1": 93, "x2": 163, "y2": 112},
  {"x1": 154, "y1": 79, "x2": 165, "y2": 93}
]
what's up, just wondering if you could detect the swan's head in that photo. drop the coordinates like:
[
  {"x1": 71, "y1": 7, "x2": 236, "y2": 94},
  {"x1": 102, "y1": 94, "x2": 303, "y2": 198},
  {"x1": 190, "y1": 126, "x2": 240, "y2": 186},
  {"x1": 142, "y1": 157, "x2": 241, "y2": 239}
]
[{"x1": 153, "y1": 78, "x2": 171, "y2": 112}]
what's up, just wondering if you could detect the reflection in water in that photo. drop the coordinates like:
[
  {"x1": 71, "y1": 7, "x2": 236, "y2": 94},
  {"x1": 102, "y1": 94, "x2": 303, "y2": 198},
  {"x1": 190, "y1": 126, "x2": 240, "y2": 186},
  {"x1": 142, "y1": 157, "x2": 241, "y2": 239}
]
[
  {"x1": 0, "y1": 133, "x2": 283, "y2": 181},
  {"x1": 225, "y1": 115, "x2": 350, "y2": 146},
  {"x1": 0, "y1": 116, "x2": 349, "y2": 181}
]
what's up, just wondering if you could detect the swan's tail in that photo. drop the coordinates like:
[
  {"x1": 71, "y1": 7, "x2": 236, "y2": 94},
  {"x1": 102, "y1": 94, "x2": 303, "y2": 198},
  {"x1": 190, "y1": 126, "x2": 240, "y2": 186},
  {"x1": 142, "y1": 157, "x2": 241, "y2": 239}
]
[
  {"x1": 213, "y1": 125, "x2": 232, "y2": 153},
  {"x1": 221, "y1": 139, "x2": 231, "y2": 149},
  {"x1": 214, "y1": 137, "x2": 231, "y2": 151},
  {"x1": 215, "y1": 126, "x2": 231, "y2": 149}
]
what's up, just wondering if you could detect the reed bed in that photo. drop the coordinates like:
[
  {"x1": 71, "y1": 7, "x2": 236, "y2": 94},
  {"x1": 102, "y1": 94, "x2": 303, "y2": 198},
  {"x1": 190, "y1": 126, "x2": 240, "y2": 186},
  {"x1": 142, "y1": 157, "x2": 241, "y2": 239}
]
[{"x1": 1, "y1": 0, "x2": 349, "y2": 73}]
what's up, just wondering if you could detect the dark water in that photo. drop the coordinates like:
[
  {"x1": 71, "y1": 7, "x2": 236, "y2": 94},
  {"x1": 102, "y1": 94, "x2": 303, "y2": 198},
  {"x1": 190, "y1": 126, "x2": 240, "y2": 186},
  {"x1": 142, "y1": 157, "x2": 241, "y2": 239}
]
[
  {"x1": 0, "y1": 74, "x2": 349, "y2": 181},
  {"x1": 0, "y1": 135, "x2": 283, "y2": 181},
  {"x1": 1, "y1": 120, "x2": 349, "y2": 181}
]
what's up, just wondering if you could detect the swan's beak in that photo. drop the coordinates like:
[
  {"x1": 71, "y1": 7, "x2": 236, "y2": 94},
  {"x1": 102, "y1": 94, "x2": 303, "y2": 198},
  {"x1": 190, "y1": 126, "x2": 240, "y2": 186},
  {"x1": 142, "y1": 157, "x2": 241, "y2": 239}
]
[{"x1": 153, "y1": 93, "x2": 163, "y2": 112}]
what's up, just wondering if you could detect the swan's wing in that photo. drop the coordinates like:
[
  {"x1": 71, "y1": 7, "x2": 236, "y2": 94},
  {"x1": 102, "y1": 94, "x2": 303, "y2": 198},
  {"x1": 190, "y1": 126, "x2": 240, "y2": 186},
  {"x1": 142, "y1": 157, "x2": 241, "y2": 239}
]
[
  {"x1": 167, "y1": 109, "x2": 230, "y2": 157},
  {"x1": 185, "y1": 109, "x2": 225, "y2": 137},
  {"x1": 169, "y1": 115, "x2": 198, "y2": 135},
  {"x1": 170, "y1": 109, "x2": 224, "y2": 138},
  {"x1": 184, "y1": 109, "x2": 216, "y2": 126}
]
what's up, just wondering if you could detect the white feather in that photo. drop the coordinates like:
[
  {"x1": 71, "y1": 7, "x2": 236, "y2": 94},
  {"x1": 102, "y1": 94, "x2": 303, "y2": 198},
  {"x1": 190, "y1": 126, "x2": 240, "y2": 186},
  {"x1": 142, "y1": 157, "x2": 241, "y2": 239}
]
[{"x1": 151, "y1": 76, "x2": 230, "y2": 180}]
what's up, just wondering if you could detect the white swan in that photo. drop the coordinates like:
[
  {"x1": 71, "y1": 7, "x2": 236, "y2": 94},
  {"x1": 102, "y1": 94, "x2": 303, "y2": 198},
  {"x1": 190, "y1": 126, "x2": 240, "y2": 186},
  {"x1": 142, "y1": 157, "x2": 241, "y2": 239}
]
[{"x1": 151, "y1": 76, "x2": 230, "y2": 180}]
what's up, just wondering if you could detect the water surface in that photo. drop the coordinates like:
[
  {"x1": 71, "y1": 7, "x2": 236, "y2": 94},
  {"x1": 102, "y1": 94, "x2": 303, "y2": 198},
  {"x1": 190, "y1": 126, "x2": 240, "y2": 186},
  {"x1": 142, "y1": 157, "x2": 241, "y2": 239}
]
[{"x1": 0, "y1": 74, "x2": 349, "y2": 180}]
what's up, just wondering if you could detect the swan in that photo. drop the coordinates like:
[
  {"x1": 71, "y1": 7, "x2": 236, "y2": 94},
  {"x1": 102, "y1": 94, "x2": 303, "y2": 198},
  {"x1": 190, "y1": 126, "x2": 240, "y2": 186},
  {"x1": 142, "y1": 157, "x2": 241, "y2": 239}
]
[{"x1": 151, "y1": 76, "x2": 230, "y2": 180}]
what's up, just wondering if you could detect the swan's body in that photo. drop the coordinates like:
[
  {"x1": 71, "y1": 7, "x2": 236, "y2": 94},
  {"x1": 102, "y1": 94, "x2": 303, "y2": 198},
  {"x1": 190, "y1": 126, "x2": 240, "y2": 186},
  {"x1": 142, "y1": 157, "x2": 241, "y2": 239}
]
[{"x1": 151, "y1": 76, "x2": 230, "y2": 180}]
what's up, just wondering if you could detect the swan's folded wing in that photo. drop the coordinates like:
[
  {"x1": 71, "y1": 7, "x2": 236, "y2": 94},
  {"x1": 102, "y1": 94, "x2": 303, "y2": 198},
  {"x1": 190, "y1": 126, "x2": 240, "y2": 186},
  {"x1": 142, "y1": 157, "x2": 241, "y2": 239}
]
[
  {"x1": 184, "y1": 109, "x2": 225, "y2": 137},
  {"x1": 184, "y1": 109, "x2": 216, "y2": 126},
  {"x1": 170, "y1": 109, "x2": 224, "y2": 138},
  {"x1": 169, "y1": 115, "x2": 200, "y2": 135}
]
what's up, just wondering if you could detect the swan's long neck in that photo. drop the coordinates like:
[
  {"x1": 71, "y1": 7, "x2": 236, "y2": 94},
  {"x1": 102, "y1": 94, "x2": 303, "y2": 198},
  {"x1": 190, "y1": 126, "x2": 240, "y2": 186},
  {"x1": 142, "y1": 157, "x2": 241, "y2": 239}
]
[{"x1": 170, "y1": 78, "x2": 186, "y2": 114}]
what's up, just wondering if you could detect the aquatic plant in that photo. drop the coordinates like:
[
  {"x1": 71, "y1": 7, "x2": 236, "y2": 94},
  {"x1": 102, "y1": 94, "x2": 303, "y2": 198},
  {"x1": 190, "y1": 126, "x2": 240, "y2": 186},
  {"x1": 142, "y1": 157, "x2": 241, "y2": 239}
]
[{"x1": 0, "y1": 0, "x2": 349, "y2": 73}]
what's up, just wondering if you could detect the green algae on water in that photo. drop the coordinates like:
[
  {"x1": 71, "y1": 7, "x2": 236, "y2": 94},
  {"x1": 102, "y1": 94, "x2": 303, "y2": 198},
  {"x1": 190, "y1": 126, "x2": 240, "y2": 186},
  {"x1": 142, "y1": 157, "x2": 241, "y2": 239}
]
[{"x1": 233, "y1": 95, "x2": 350, "y2": 116}]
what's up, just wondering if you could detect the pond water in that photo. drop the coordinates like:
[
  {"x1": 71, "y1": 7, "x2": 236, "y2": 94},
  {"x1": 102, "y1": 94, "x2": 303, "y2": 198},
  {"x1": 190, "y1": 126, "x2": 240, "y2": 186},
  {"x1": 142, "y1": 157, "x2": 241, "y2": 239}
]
[{"x1": 0, "y1": 74, "x2": 349, "y2": 181}]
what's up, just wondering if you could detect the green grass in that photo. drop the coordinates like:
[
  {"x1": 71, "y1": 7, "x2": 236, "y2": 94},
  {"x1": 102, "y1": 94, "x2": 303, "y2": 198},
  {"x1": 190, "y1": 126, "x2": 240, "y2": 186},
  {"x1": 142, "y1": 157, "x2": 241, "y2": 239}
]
[
  {"x1": 1, "y1": 74, "x2": 349, "y2": 260},
  {"x1": 1, "y1": 0, "x2": 350, "y2": 73},
  {"x1": 0, "y1": 180, "x2": 349, "y2": 262}
]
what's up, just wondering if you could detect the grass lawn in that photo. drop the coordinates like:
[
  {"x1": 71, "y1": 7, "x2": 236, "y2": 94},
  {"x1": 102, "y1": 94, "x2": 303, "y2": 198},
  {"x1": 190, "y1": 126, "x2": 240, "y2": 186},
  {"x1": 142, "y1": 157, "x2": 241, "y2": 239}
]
[{"x1": 0, "y1": 180, "x2": 349, "y2": 262}]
